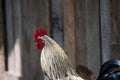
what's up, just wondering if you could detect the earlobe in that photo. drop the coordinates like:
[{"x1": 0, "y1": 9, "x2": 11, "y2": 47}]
[{"x1": 36, "y1": 39, "x2": 45, "y2": 51}]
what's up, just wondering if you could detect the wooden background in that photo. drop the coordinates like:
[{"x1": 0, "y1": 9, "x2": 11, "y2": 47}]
[{"x1": 0, "y1": 0, "x2": 120, "y2": 80}]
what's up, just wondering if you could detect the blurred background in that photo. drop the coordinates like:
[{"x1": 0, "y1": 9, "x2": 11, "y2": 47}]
[{"x1": 0, "y1": 0, "x2": 120, "y2": 80}]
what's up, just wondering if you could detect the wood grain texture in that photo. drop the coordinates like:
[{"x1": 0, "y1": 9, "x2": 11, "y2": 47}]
[
  {"x1": 100, "y1": 0, "x2": 111, "y2": 63},
  {"x1": 5, "y1": 0, "x2": 15, "y2": 75},
  {"x1": 109, "y1": 0, "x2": 120, "y2": 59},
  {"x1": 85, "y1": 0, "x2": 100, "y2": 76},
  {"x1": 75, "y1": 0, "x2": 101, "y2": 76},
  {"x1": 13, "y1": 0, "x2": 22, "y2": 76},
  {"x1": 75, "y1": 0, "x2": 88, "y2": 66},
  {"x1": 62, "y1": 0, "x2": 76, "y2": 69},
  {"x1": 51, "y1": 0, "x2": 63, "y2": 48}
]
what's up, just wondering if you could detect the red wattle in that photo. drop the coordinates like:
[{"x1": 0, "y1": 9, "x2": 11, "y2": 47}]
[{"x1": 35, "y1": 39, "x2": 45, "y2": 50}]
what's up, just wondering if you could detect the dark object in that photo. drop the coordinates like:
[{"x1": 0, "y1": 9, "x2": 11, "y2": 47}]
[
  {"x1": 97, "y1": 59, "x2": 120, "y2": 80},
  {"x1": 76, "y1": 65, "x2": 94, "y2": 80}
]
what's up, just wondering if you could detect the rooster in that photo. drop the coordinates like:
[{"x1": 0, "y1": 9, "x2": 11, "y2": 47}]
[
  {"x1": 97, "y1": 59, "x2": 120, "y2": 80},
  {"x1": 33, "y1": 28, "x2": 84, "y2": 80}
]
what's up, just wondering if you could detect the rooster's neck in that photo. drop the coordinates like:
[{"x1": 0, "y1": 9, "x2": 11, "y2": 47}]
[{"x1": 41, "y1": 35, "x2": 79, "y2": 80}]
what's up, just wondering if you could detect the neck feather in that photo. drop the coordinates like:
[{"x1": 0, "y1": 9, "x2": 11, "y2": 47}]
[{"x1": 40, "y1": 35, "x2": 78, "y2": 79}]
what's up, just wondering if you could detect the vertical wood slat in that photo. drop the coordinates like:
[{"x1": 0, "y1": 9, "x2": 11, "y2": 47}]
[
  {"x1": 0, "y1": 0, "x2": 5, "y2": 79},
  {"x1": 13, "y1": 0, "x2": 22, "y2": 76},
  {"x1": 20, "y1": 0, "x2": 31, "y2": 78},
  {"x1": 110, "y1": 0, "x2": 120, "y2": 45},
  {"x1": 35, "y1": 0, "x2": 50, "y2": 33},
  {"x1": 100, "y1": 0, "x2": 110, "y2": 63},
  {"x1": 62, "y1": 0, "x2": 76, "y2": 69},
  {"x1": 51, "y1": 0, "x2": 63, "y2": 47},
  {"x1": 5, "y1": 0, "x2": 15, "y2": 74},
  {"x1": 85, "y1": 0, "x2": 100, "y2": 76},
  {"x1": 109, "y1": 0, "x2": 120, "y2": 59},
  {"x1": 75, "y1": 0, "x2": 101, "y2": 76},
  {"x1": 75, "y1": 0, "x2": 88, "y2": 66}
]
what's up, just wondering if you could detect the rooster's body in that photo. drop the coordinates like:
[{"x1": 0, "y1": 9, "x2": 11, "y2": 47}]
[{"x1": 33, "y1": 28, "x2": 84, "y2": 80}]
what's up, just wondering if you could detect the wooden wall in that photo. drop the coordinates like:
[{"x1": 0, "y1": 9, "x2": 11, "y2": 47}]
[
  {"x1": 0, "y1": 0, "x2": 120, "y2": 80},
  {"x1": 100, "y1": 0, "x2": 120, "y2": 62},
  {"x1": 75, "y1": 0, "x2": 100, "y2": 76}
]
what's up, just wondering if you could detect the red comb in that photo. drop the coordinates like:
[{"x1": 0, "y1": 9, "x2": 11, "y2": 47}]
[{"x1": 34, "y1": 28, "x2": 47, "y2": 40}]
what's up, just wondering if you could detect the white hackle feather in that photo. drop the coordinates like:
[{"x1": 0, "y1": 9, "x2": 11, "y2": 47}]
[{"x1": 41, "y1": 35, "x2": 84, "y2": 80}]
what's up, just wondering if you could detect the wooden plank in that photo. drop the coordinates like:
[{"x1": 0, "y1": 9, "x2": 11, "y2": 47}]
[
  {"x1": 75, "y1": 0, "x2": 88, "y2": 67},
  {"x1": 75, "y1": 0, "x2": 100, "y2": 76},
  {"x1": 51, "y1": 0, "x2": 63, "y2": 47},
  {"x1": 62, "y1": 0, "x2": 76, "y2": 69},
  {"x1": 0, "y1": 0, "x2": 5, "y2": 79},
  {"x1": 85, "y1": 0, "x2": 100, "y2": 76},
  {"x1": 13, "y1": 0, "x2": 22, "y2": 76},
  {"x1": 100, "y1": 0, "x2": 110, "y2": 63},
  {"x1": 5, "y1": 0, "x2": 15, "y2": 74},
  {"x1": 109, "y1": 0, "x2": 120, "y2": 59}
]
